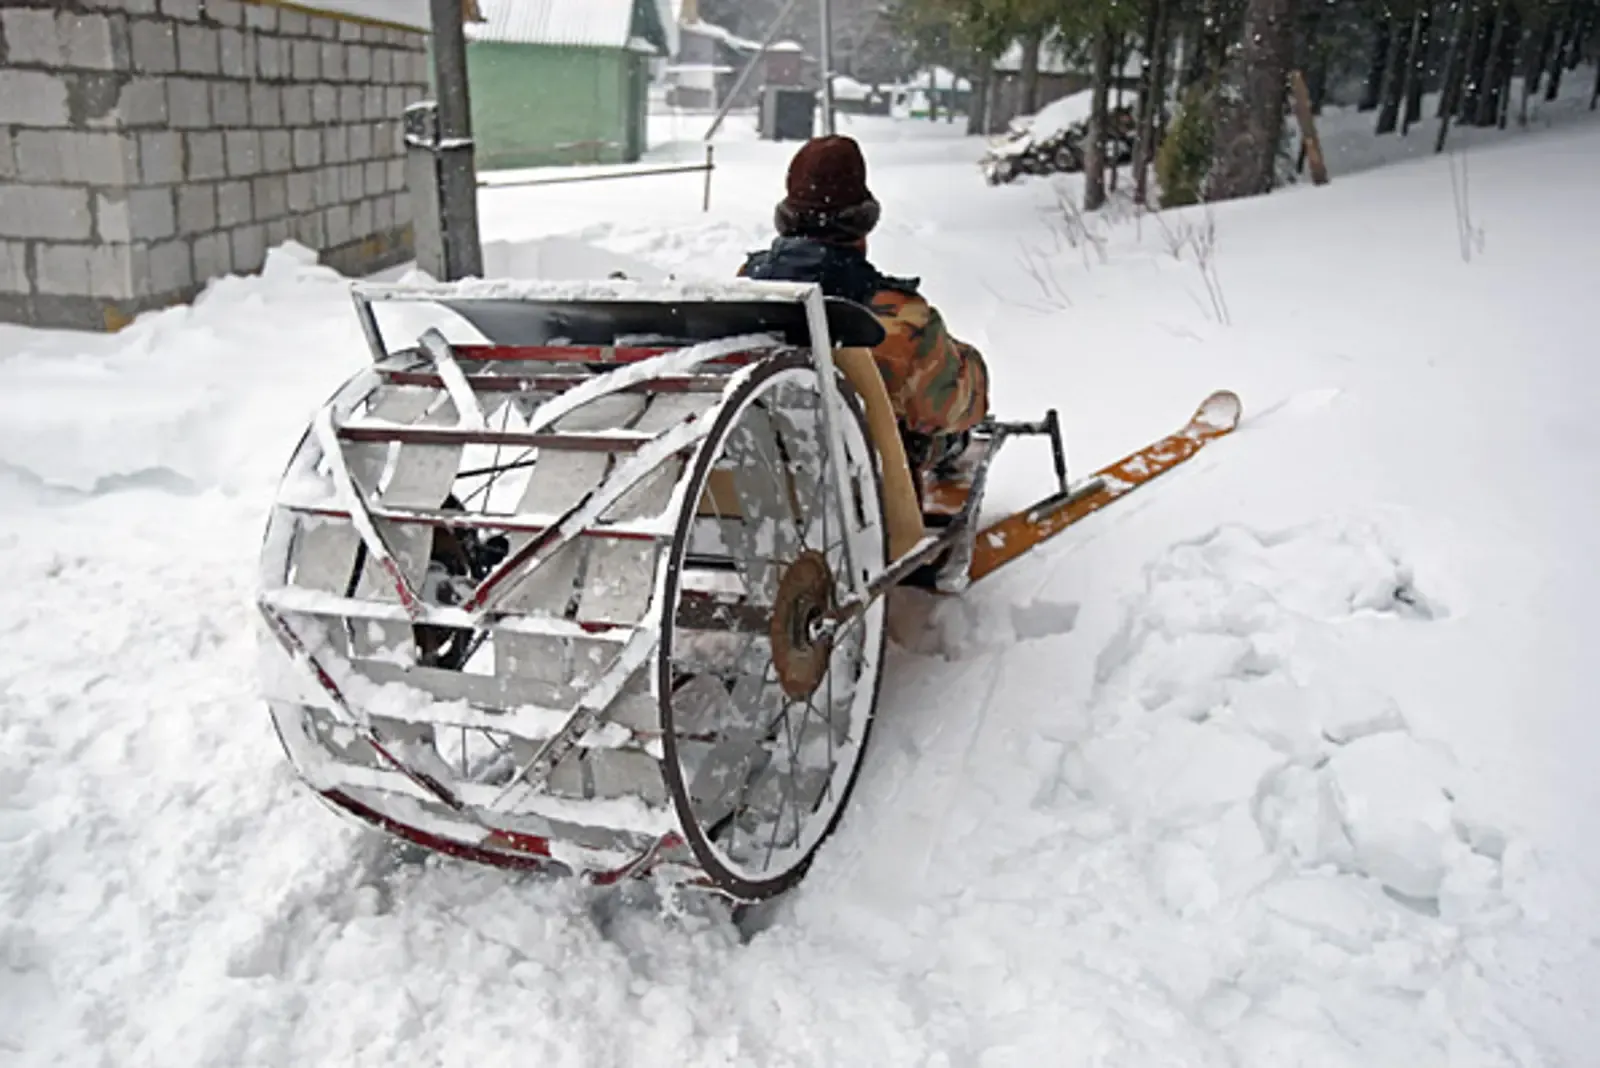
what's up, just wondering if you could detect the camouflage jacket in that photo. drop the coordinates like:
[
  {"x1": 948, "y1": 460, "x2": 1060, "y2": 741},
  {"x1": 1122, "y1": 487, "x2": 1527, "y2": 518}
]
[{"x1": 738, "y1": 237, "x2": 990, "y2": 437}]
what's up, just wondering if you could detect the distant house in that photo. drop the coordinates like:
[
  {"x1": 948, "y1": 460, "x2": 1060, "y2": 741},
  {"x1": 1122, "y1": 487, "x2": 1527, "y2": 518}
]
[
  {"x1": 664, "y1": 5, "x2": 759, "y2": 111},
  {"x1": 466, "y1": 0, "x2": 676, "y2": 169}
]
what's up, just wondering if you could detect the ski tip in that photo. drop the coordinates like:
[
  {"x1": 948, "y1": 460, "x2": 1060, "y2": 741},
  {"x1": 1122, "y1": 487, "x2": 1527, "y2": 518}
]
[{"x1": 1191, "y1": 390, "x2": 1243, "y2": 431}]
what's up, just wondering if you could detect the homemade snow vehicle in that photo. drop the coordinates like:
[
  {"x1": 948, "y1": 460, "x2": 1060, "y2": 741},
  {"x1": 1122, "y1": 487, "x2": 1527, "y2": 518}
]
[{"x1": 255, "y1": 279, "x2": 1240, "y2": 902}]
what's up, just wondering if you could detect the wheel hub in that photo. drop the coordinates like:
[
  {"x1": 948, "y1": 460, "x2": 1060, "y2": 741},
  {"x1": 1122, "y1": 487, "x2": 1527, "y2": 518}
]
[{"x1": 770, "y1": 550, "x2": 836, "y2": 700}]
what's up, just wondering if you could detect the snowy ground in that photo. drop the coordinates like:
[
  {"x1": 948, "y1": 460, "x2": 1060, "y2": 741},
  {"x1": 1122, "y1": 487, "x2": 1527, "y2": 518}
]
[{"x1": 4, "y1": 90, "x2": 1600, "y2": 1066}]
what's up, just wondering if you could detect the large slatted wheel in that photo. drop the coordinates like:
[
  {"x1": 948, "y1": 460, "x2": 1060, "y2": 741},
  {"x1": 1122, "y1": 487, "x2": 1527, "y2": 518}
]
[{"x1": 660, "y1": 352, "x2": 889, "y2": 900}]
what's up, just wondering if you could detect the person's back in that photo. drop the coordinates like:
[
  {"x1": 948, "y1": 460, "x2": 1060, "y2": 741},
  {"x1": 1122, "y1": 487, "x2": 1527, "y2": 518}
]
[{"x1": 738, "y1": 136, "x2": 990, "y2": 470}]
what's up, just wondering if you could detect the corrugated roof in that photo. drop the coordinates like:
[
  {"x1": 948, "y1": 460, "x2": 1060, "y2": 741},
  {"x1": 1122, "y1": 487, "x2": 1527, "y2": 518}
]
[{"x1": 468, "y1": 0, "x2": 664, "y2": 50}]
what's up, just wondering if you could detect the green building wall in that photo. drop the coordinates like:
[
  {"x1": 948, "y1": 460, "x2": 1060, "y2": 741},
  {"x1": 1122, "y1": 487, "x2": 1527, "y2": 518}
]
[{"x1": 465, "y1": 42, "x2": 651, "y2": 170}]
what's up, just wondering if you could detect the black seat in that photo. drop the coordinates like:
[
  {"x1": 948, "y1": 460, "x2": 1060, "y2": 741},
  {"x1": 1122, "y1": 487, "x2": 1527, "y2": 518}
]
[{"x1": 435, "y1": 295, "x2": 888, "y2": 350}]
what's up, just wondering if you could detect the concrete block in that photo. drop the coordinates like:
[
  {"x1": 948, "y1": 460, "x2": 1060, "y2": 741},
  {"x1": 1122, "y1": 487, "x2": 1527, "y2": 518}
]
[
  {"x1": 261, "y1": 130, "x2": 291, "y2": 173},
  {"x1": 217, "y1": 180, "x2": 252, "y2": 226},
  {"x1": 292, "y1": 128, "x2": 322, "y2": 169},
  {"x1": 160, "y1": 0, "x2": 203, "y2": 21},
  {"x1": 231, "y1": 224, "x2": 266, "y2": 273},
  {"x1": 176, "y1": 22, "x2": 218, "y2": 75},
  {"x1": 192, "y1": 231, "x2": 230, "y2": 282},
  {"x1": 141, "y1": 237, "x2": 194, "y2": 296},
  {"x1": 0, "y1": 242, "x2": 30, "y2": 296},
  {"x1": 86, "y1": 0, "x2": 157, "y2": 11},
  {"x1": 339, "y1": 19, "x2": 363, "y2": 42},
  {"x1": 314, "y1": 165, "x2": 341, "y2": 207},
  {"x1": 321, "y1": 42, "x2": 345, "y2": 81},
  {"x1": 364, "y1": 84, "x2": 386, "y2": 121},
  {"x1": 350, "y1": 198, "x2": 373, "y2": 239},
  {"x1": 115, "y1": 77, "x2": 168, "y2": 127},
  {"x1": 340, "y1": 86, "x2": 363, "y2": 122},
  {"x1": 307, "y1": 15, "x2": 339, "y2": 40},
  {"x1": 244, "y1": 3, "x2": 278, "y2": 32},
  {"x1": 292, "y1": 211, "x2": 325, "y2": 251},
  {"x1": 15, "y1": 131, "x2": 131, "y2": 186},
  {"x1": 167, "y1": 78, "x2": 210, "y2": 128},
  {"x1": 372, "y1": 47, "x2": 392, "y2": 83},
  {"x1": 2, "y1": 10, "x2": 63, "y2": 67},
  {"x1": 0, "y1": 131, "x2": 14, "y2": 181},
  {"x1": 340, "y1": 163, "x2": 364, "y2": 201},
  {"x1": 265, "y1": 217, "x2": 291, "y2": 249},
  {"x1": 89, "y1": 244, "x2": 135, "y2": 299},
  {"x1": 282, "y1": 86, "x2": 311, "y2": 126},
  {"x1": 176, "y1": 184, "x2": 215, "y2": 234},
  {"x1": 211, "y1": 82, "x2": 249, "y2": 129},
  {"x1": 185, "y1": 131, "x2": 225, "y2": 180},
  {"x1": 205, "y1": 0, "x2": 245, "y2": 26},
  {"x1": 139, "y1": 131, "x2": 183, "y2": 184},
  {"x1": 218, "y1": 28, "x2": 251, "y2": 79},
  {"x1": 322, "y1": 126, "x2": 348, "y2": 164},
  {"x1": 126, "y1": 187, "x2": 177, "y2": 240},
  {"x1": 0, "y1": 185, "x2": 91, "y2": 241},
  {"x1": 286, "y1": 172, "x2": 315, "y2": 213},
  {"x1": 252, "y1": 174, "x2": 288, "y2": 220},
  {"x1": 311, "y1": 84, "x2": 338, "y2": 123},
  {"x1": 387, "y1": 157, "x2": 406, "y2": 192},
  {"x1": 249, "y1": 84, "x2": 281, "y2": 128},
  {"x1": 0, "y1": 71, "x2": 72, "y2": 128},
  {"x1": 129, "y1": 19, "x2": 177, "y2": 73},
  {"x1": 347, "y1": 44, "x2": 372, "y2": 82},
  {"x1": 384, "y1": 86, "x2": 407, "y2": 117},
  {"x1": 94, "y1": 192, "x2": 129, "y2": 242},
  {"x1": 373, "y1": 193, "x2": 395, "y2": 234},
  {"x1": 277, "y1": 9, "x2": 308, "y2": 35},
  {"x1": 225, "y1": 130, "x2": 261, "y2": 178},
  {"x1": 255, "y1": 35, "x2": 285, "y2": 79},
  {"x1": 324, "y1": 204, "x2": 351, "y2": 246},
  {"x1": 35, "y1": 244, "x2": 92, "y2": 296},
  {"x1": 349, "y1": 124, "x2": 372, "y2": 161},
  {"x1": 62, "y1": 13, "x2": 128, "y2": 71},
  {"x1": 363, "y1": 160, "x2": 386, "y2": 198},
  {"x1": 403, "y1": 84, "x2": 425, "y2": 107},
  {"x1": 292, "y1": 39, "x2": 319, "y2": 81}
]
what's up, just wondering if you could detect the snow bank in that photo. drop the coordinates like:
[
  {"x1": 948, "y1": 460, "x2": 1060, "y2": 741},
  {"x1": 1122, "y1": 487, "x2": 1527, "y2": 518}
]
[
  {"x1": 1016, "y1": 89, "x2": 1095, "y2": 142},
  {"x1": 0, "y1": 236, "x2": 672, "y2": 502}
]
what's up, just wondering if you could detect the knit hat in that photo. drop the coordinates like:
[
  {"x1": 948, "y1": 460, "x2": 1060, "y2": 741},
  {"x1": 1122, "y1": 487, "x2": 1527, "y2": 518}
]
[{"x1": 775, "y1": 135, "x2": 881, "y2": 241}]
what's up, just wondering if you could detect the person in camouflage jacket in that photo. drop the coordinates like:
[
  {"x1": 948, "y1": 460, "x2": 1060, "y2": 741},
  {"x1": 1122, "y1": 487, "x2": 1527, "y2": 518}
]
[{"x1": 739, "y1": 135, "x2": 990, "y2": 467}]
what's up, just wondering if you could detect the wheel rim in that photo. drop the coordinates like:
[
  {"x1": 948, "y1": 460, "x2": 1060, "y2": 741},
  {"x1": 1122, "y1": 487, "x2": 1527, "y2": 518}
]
[{"x1": 659, "y1": 354, "x2": 887, "y2": 898}]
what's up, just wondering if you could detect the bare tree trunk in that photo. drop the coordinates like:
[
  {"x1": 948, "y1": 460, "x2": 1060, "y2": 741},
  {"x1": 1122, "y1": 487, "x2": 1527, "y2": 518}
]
[
  {"x1": 1021, "y1": 31, "x2": 1043, "y2": 114},
  {"x1": 967, "y1": 65, "x2": 990, "y2": 135},
  {"x1": 1361, "y1": 17, "x2": 1393, "y2": 110},
  {"x1": 1478, "y1": 2, "x2": 1519, "y2": 125},
  {"x1": 1133, "y1": 0, "x2": 1169, "y2": 205},
  {"x1": 1462, "y1": 0, "x2": 1502, "y2": 122},
  {"x1": 1208, "y1": 0, "x2": 1296, "y2": 200},
  {"x1": 1591, "y1": 50, "x2": 1599, "y2": 107},
  {"x1": 1084, "y1": 26, "x2": 1116, "y2": 211},
  {"x1": 1376, "y1": 16, "x2": 1410, "y2": 132},
  {"x1": 1400, "y1": 5, "x2": 1433, "y2": 133},
  {"x1": 1545, "y1": 0, "x2": 1576, "y2": 99},
  {"x1": 1435, "y1": 0, "x2": 1472, "y2": 149}
]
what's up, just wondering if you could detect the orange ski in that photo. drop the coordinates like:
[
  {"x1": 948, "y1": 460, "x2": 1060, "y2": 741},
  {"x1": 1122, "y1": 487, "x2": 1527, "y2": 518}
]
[
  {"x1": 915, "y1": 390, "x2": 1242, "y2": 590},
  {"x1": 967, "y1": 389, "x2": 1241, "y2": 583}
]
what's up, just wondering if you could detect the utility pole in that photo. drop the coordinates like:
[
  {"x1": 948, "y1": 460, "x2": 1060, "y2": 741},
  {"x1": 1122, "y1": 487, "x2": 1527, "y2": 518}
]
[
  {"x1": 429, "y1": 0, "x2": 483, "y2": 279},
  {"x1": 818, "y1": 0, "x2": 836, "y2": 134}
]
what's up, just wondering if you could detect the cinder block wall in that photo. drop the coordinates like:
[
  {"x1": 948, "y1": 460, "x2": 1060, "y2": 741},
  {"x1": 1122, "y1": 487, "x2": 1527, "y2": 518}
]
[{"x1": 0, "y1": 0, "x2": 429, "y2": 331}]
